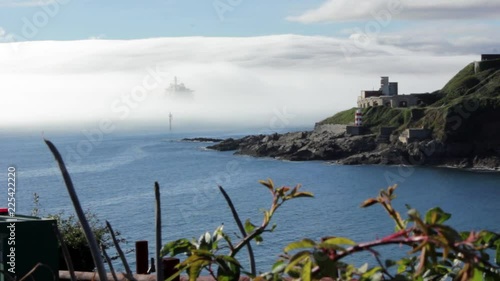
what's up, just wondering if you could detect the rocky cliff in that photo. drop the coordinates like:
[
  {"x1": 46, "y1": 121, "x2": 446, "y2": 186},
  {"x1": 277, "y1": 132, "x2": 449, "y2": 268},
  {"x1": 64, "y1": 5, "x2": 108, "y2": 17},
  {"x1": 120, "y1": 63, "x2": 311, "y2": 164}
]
[{"x1": 208, "y1": 60, "x2": 500, "y2": 170}]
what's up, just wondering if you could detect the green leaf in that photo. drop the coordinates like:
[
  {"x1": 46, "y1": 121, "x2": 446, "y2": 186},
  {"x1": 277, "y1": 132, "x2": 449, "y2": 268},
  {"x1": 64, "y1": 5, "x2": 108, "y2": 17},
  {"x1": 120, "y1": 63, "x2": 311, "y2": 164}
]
[
  {"x1": 301, "y1": 258, "x2": 312, "y2": 281},
  {"x1": 322, "y1": 237, "x2": 356, "y2": 246},
  {"x1": 216, "y1": 255, "x2": 242, "y2": 268},
  {"x1": 161, "y1": 238, "x2": 194, "y2": 257},
  {"x1": 271, "y1": 260, "x2": 286, "y2": 274},
  {"x1": 496, "y1": 241, "x2": 500, "y2": 265},
  {"x1": 270, "y1": 223, "x2": 277, "y2": 232},
  {"x1": 425, "y1": 207, "x2": 451, "y2": 224},
  {"x1": 244, "y1": 219, "x2": 256, "y2": 234},
  {"x1": 255, "y1": 234, "x2": 263, "y2": 244},
  {"x1": 362, "y1": 266, "x2": 382, "y2": 278},
  {"x1": 284, "y1": 239, "x2": 316, "y2": 253},
  {"x1": 471, "y1": 267, "x2": 483, "y2": 281},
  {"x1": 285, "y1": 250, "x2": 311, "y2": 273},
  {"x1": 216, "y1": 256, "x2": 241, "y2": 281},
  {"x1": 182, "y1": 254, "x2": 212, "y2": 281}
]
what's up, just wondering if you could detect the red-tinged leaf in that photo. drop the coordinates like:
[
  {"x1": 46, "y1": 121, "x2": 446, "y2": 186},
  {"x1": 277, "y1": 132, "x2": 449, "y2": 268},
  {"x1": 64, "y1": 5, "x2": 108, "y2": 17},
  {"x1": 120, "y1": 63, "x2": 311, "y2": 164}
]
[
  {"x1": 259, "y1": 179, "x2": 274, "y2": 191},
  {"x1": 388, "y1": 184, "x2": 397, "y2": 196},
  {"x1": 293, "y1": 192, "x2": 314, "y2": 198},
  {"x1": 361, "y1": 198, "x2": 379, "y2": 208}
]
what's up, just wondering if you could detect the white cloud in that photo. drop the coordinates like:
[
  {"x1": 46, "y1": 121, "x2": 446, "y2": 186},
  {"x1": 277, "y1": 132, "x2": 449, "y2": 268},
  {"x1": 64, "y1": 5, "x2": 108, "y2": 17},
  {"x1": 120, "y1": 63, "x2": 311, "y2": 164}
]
[
  {"x1": 0, "y1": 35, "x2": 480, "y2": 132},
  {"x1": 0, "y1": 0, "x2": 56, "y2": 7},
  {"x1": 372, "y1": 22, "x2": 500, "y2": 55},
  {"x1": 88, "y1": 34, "x2": 107, "y2": 40},
  {"x1": 287, "y1": 0, "x2": 500, "y2": 23}
]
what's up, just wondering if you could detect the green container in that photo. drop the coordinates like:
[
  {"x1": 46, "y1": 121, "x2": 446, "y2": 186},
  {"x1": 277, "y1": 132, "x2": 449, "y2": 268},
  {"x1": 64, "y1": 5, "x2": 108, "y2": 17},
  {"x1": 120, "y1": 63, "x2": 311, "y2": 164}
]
[{"x1": 0, "y1": 215, "x2": 58, "y2": 281}]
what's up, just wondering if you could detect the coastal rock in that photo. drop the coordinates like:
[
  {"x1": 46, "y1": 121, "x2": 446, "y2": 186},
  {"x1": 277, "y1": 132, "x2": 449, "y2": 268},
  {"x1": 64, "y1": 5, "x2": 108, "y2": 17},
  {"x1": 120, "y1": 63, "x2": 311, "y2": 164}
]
[
  {"x1": 182, "y1": 137, "x2": 224, "y2": 143},
  {"x1": 208, "y1": 126, "x2": 378, "y2": 161},
  {"x1": 207, "y1": 130, "x2": 500, "y2": 170}
]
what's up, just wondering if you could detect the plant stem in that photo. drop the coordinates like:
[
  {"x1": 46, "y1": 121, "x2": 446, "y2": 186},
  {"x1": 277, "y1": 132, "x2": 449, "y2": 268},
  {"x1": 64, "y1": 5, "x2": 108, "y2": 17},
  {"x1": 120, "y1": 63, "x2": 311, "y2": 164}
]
[
  {"x1": 218, "y1": 185, "x2": 256, "y2": 276},
  {"x1": 102, "y1": 245, "x2": 119, "y2": 281},
  {"x1": 52, "y1": 222, "x2": 77, "y2": 281},
  {"x1": 106, "y1": 221, "x2": 137, "y2": 281},
  {"x1": 45, "y1": 139, "x2": 108, "y2": 281}
]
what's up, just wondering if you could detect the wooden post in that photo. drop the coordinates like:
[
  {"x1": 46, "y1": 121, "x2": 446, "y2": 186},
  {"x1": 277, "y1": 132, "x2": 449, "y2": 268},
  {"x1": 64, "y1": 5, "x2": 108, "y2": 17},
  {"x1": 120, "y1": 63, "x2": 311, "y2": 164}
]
[
  {"x1": 136, "y1": 241, "x2": 149, "y2": 274},
  {"x1": 155, "y1": 182, "x2": 164, "y2": 281},
  {"x1": 162, "y1": 257, "x2": 180, "y2": 281}
]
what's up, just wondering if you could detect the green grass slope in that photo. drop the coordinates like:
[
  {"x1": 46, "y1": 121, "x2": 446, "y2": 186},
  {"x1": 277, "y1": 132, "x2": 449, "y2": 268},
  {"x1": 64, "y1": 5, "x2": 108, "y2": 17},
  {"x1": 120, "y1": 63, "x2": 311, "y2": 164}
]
[{"x1": 319, "y1": 59, "x2": 500, "y2": 142}]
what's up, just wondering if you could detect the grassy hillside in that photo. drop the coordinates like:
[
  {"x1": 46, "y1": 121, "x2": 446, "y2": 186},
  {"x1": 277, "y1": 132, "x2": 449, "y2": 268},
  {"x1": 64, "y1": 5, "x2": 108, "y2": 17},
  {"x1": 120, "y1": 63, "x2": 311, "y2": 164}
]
[{"x1": 319, "y1": 59, "x2": 500, "y2": 142}]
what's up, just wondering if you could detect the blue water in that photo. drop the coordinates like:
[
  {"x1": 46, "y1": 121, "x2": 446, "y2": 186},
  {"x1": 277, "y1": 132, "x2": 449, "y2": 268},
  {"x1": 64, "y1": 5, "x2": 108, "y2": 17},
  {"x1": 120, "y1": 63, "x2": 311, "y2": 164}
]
[{"x1": 1, "y1": 131, "x2": 499, "y2": 274}]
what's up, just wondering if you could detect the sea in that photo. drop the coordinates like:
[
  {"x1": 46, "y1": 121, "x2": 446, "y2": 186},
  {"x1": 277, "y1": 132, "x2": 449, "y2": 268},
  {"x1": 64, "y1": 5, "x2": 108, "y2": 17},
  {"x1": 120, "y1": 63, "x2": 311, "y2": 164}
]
[{"x1": 1, "y1": 129, "x2": 499, "y2": 273}]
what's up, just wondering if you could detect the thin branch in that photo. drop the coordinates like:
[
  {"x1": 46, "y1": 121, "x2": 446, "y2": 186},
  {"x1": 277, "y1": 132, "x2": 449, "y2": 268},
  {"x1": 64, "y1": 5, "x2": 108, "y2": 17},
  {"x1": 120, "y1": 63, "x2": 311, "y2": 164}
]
[
  {"x1": 332, "y1": 236, "x2": 427, "y2": 262},
  {"x1": 106, "y1": 221, "x2": 137, "y2": 281},
  {"x1": 52, "y1": 222, "x2": 77, "y2": 281},
  {"x1": 102, "y1": 245, "x2": 119, "y2": 281},
  {"x1": 18, "y1": 263, "x2": 55, "y2": 281},
  {"x1": 218, "y1": 185, "x2": 256, "y2": 276},
  {"x1": 367, "y1": 248, "x2": 394, "y2": 280},
  {"x1": 44, "y1": 139, "x2": 108, "y2": 281}
]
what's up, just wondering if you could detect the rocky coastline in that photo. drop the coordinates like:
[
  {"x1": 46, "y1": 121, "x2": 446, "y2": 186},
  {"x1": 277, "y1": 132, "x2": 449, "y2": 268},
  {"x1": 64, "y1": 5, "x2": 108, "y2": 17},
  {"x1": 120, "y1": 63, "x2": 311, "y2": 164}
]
[{"x1": 207, "y1": 125, "x2": 500, "y2": 171}]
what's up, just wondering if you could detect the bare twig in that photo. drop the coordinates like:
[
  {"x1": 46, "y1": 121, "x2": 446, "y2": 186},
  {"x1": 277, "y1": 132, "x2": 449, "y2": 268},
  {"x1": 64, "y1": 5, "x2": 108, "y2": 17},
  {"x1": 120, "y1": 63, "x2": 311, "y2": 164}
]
[
  {"x1": 106, "y1": 221, "x2": 137, "y2": 281},
  {"x1": 44, "y1": 139, "x2": 108, "y2": 281},
  {"x1": 52, "y1": 222, "x2": 77, "y2": 281},
  {"x1": 218, "y1": 185, "x2": 256, "y2": 276},
  {"x1": 102, "y1": 245, "x2": 119, "y2": 281},
  {"x1": 18, "y1": 263, "x2": 55, "y2": 281}
]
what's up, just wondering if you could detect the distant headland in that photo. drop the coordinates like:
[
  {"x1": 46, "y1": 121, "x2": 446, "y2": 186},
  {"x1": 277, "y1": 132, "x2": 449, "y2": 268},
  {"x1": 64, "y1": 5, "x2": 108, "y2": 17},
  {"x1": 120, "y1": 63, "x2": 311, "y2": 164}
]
[{"x1": 208, "y1": 54, "x2": 500, "y2": 170}]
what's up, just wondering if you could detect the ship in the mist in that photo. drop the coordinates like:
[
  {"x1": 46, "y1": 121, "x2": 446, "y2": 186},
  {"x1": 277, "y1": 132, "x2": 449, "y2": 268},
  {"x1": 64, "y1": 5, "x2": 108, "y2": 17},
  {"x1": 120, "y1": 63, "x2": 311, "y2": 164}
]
[{"x1": 165, "y1": 77, "x2": 194, "y2": 102}]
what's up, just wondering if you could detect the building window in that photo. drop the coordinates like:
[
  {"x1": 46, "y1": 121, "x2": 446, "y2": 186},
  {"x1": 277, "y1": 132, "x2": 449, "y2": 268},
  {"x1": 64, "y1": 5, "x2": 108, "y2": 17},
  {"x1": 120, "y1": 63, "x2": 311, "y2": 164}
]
[{"x1": 399, "y1": 101, "x2": 407, "y2": 107}]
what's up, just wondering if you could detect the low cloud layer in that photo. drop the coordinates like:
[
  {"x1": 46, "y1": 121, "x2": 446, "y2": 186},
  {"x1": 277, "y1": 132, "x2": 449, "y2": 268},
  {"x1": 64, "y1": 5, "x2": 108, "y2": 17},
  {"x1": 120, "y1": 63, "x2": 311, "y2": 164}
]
[
  {"x1": 0, "y1": 35, "x2": 479, "y2": 133},
  {"x1": 287, "y1": 0, "x2": 500, "y2": 23}
]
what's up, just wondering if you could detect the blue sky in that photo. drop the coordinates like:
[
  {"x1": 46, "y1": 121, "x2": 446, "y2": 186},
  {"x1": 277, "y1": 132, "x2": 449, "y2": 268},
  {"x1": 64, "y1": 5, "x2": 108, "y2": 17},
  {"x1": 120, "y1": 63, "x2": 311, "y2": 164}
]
[
  {"x1": 0, "y1": 0, "x2": 337, "y2": 40},
  {"x1": 1, "y1": 0, "x2": 497, "y2": 41},
  {"x1": 1, "y1": 0, "x2": 499, "y2": 132}
]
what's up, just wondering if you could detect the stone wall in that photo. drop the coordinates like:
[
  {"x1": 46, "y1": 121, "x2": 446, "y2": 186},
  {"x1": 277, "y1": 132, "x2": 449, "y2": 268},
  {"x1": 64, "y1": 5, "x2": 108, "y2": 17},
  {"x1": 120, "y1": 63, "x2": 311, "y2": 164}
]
[{"x1": 357, "y1": 95, "x2": 420, "y2": 108}]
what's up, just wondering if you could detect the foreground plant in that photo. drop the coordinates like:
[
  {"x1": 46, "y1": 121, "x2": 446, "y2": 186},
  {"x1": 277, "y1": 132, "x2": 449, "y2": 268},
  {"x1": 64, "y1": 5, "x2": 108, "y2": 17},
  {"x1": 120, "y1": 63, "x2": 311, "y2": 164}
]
[
  {"x1": 161, "y1": 179, "x2": 314, "y2": 281},
  {"x1": 264, "y1": 185, "x2": 500, "y2": 281}
]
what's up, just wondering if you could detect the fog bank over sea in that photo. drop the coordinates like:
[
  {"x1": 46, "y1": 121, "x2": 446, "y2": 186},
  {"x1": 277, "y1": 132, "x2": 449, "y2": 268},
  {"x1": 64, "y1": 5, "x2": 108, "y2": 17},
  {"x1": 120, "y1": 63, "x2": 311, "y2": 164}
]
[{"x1": 0, "y1": 36, "x2": 475, "y2": 133}]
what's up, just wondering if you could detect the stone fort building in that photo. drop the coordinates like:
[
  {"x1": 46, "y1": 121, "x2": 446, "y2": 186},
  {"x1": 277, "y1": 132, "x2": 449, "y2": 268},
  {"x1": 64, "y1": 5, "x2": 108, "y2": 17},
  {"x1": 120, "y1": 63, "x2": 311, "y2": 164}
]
[{"x1": 357, "y1": 76, "x2": 421, "y2": 108}]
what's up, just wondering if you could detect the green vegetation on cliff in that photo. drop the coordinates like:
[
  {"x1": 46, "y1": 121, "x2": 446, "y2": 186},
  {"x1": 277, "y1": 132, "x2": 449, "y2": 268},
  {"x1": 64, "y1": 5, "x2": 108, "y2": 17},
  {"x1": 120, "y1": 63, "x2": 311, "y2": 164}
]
[{"x1": 319, "y1": 59, "x2": 500, "y2": 142}]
